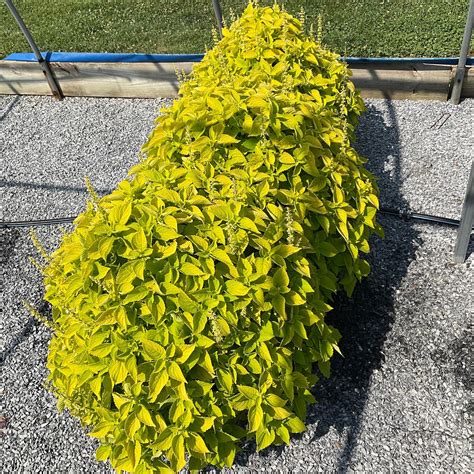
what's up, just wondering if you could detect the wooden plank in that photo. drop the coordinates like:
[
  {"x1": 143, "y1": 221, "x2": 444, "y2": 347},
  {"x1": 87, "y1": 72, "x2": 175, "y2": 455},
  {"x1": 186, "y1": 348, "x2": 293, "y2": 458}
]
[
  {"x1": 0, "y1": 61, "x2": 49, "y2": 95},
  {"x1": 349, "y1": 63, "x2": 452, "y2": 100},
  {"x1": 0, "y1": 61, "x2": 194, "y2": 98},
  {"x1": 461, "y1": 65, "x2": 474, "y2": 98},
  {"x1": 0, "y1": 60, "x2": 468, "y2": 100}
]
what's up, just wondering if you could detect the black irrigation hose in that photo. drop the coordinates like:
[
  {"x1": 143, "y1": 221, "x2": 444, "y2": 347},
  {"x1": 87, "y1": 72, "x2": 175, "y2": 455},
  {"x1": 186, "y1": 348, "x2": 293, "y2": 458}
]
[
  {"x1": 0, "y1": 216, "x2": 76, "y2": 228},
  {"x1": 379, "y1": 208, "x2": 464, "y2": 228},
  {"x1": 1, "y1": 208, "x2": 471, "y2": 229}
]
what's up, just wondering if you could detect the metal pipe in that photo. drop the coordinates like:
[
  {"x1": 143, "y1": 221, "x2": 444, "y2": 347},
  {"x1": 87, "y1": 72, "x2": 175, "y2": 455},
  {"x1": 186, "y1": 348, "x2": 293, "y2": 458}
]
[
  {"x1": 0, "y1": 217, "x2": 75, "y2": 228},
  {"x1": 454, "y1": 161, "x2": 474, "y2": 263},
  {"x1": 211, "y1": 0, "x2": 223, "y2": 38},
  {"x1": 379, "y1": 208, "x2": 465, "y2": 228},
  {"x1": 5, "y1": 0, "x2": 63, "y2": 100},
  {"x1": 3, "y1": 208, "x2": 473, "y2": 230},
  {"x1": 450, "y1": 0, "x2": 474, "y2": 104}
]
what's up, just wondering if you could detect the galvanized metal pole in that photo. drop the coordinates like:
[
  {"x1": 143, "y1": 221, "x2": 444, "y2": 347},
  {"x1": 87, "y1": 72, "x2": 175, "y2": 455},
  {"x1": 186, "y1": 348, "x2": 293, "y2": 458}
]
[
  {"x1": 454, "y1": 161, "x2": 474, "y2": 263},
  {"x1": 5, "y1": 0, "x2": 63, "y2": 100},
  {"x1": 211, "y1": 0, "x2": 223, "y2": 37},
  {"x1": 450, "y1": 0, "x2": 474, "y2": 104}
]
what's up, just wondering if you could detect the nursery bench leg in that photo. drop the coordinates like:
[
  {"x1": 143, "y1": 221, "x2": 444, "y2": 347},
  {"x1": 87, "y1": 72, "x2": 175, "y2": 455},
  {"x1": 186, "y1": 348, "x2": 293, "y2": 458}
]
[
  {"x1": 5, "y1": 0, "x2": 63, "y2": 100},
  {"x1": 454, "y1": 161, "x2": 474, "y2": 263},
  {"x1": 212, "y1": 0, "x2": 224, "y2": 37},
  {"x1": 450, "y1": 0, "x2": 473, "y2": 104}
]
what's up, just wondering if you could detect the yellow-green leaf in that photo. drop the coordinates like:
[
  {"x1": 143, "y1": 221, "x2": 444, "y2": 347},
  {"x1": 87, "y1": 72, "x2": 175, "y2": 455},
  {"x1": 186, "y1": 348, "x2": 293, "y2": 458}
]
[
  {"x1": 110, "y1": 360, "x2": 128, "y2": 385},
  {"x1": 149, "y1": 369, "x2": 169, "y2": 402},
  {"x1": 272, "y1": 294, "x2": 286, "y2": 319},
  {"x1": 181, "y1": 262, "x2": 205, "y2": 276},
  {"x1": 137, "y1": 405, "x2": 155, "y2": 427},
  {"x1": 256, "y1": 428, "x2": 275, "y2": 451},
  {"x1": 287, "y1": 416, "x2": 306, "y2": 433},
  {"x1": 89, "y1": 421, "x2": 114, "y2": 438},
  {"x1": 273, "y1": 267, "x2": 289, "y2": 288},
  {"x1": 132, "y1": 229, "x2": 148, "y2": 252},
  {"x1": 168, "y1": 361, "x2": 187, "y2": 383},
  {"x1": 225, "y1": 280, "x2": 250, "y2": 296},
  {"x1": 240, "y1": 217, "x2": 259, "y2": 233},
  {"x1": 125, "y1": 414, "x2": 141, "y2": 438},
  {"x1": 95, "y1": 444, "x2": 111, "y2": 461},
  {"x1": 368, "y1": 193, "x2": 380, "y2": 208},
  {"x1": 155, "y1": 225, "x2": 180, "y2": 241},
  {"x1": 142, "y1": 339, "x2": 165, "y2": 360},
  {"x1": 218, "y1": 134, "x2": 240, "y2": 144},
  {"x1": 110, "y1": 200, "x2": 132, "y2": 226},
  {"x1": 257, "y1": 342, "x2": 272, "y2": 362},
  {"x1": 266, "y1": 393, "x2": 286, "y2": 407},
  {"x1": 207, "y1": 96, "x2": 223, "y2": 113},
  {"x1": 248, "y1": 404, "x2": 264, "y2": 432},
  {"x1": 187, "y1": 433, "x2": 210, "y2": 454},
  {"x1": 337, "y1": 220, "x2": 349, "y2": 241},
  {"x1": 238, "y1": 385, "x2": 260, "y2": 400}
]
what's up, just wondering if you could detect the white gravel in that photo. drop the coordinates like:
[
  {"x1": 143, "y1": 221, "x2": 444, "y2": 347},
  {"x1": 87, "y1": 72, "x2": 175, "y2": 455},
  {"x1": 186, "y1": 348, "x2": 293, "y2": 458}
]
[{"x1": 0, "y1": 95, "x2": 472, "y2": 473}]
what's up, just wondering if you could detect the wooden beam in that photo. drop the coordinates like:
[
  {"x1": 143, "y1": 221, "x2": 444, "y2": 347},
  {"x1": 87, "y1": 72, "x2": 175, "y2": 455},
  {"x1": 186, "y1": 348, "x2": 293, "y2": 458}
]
[
  {"x1": 0, "y1": 59, "x2": 470, "y2": 100},
  {"x1": 0, "y1": 61, "x2": 193, "y2": 98},
  {"x1": 461, "y1": 65, "x2": 474, "y2": 98},
  {"x1": 349, "y1": 62, "x2": 452, "y2": 100}
]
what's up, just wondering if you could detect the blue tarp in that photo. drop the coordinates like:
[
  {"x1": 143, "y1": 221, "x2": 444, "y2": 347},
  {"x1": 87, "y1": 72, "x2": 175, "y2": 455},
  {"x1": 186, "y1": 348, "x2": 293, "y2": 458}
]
[
  {"x1": 4, "y1": 52, "x2": 473, "y2": 66},
  {"x1": 4, "y1": 52, "x2": 205, "y2": 63}
]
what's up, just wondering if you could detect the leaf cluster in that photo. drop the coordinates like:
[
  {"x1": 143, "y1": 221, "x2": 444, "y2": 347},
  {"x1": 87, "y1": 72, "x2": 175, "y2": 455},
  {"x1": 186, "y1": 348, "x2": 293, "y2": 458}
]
[{"x1": 43, "y1": 3, "x2": 381, "y2": 472}]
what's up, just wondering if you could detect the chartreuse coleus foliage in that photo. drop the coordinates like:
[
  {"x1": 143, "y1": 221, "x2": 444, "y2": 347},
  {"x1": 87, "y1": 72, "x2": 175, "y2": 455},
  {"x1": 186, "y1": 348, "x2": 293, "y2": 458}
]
[{"x1": 41, "y1": 2, "x2": 382, "y2": 473}]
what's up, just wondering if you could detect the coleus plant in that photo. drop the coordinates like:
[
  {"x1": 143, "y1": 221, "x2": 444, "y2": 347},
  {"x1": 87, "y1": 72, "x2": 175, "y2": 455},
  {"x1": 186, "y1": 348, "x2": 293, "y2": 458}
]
[{"x1": 40, "y1": 2, "x2": 382, "y2": 472}]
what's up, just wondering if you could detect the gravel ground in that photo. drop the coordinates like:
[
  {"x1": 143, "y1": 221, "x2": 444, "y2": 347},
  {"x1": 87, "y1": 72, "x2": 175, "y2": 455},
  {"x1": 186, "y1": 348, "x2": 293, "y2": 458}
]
[{"x1": 0, "y1": 95, "x2": 472, "y2": 473}]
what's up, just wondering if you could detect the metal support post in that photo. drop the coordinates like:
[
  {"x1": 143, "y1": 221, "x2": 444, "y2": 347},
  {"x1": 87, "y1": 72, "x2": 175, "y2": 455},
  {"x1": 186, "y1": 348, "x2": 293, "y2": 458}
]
[
  {"x1": 454, "y1": 161, "x2": 474, "y2": 263},
  {"x1": 5, "y1": 0, "x2": 63, "y2": 100},
  {"x1": 450, "y1": 0, "x2": 474, "y2": 104},
  {"x1": 212, "y1": 0, "x2": 224, "y2": 38}
]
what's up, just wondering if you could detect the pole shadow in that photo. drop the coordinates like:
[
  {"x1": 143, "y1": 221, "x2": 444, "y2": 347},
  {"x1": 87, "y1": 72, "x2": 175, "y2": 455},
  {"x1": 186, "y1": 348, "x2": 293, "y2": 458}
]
[
  {"x1": 1, "y1": 178, "x2": 113, "y2": 195},
  {"x1": 0, "y1": 228, "x2": 51, "y2": 365},
  {"x1": 0, "y1": 95, "x2": 20, "y2": 121}
]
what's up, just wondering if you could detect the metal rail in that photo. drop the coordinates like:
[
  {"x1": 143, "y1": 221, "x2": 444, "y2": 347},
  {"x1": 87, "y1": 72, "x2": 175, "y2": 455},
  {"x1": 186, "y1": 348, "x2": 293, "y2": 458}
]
[
  {"x1": 2, "y1": 208, "x2": 472, "y2": 230},
  {"x1": 380, "y1": 208, "x2": 463, "y2": 228},
  {"x1": 211, "y1": 0, "x2": 224, "y2": 38},
  {"x1": 454, "y1": 161, "x2": 474, "y2": 263},
  {"x1": 450, "y1": 0, "x2": 474, "y2": 104},
  {"x1": 5, "y1": 0, "x2": 63, "y2": 100},
  {"x1": 1, "y1": 217, "x2": 76, "y2": 228}
]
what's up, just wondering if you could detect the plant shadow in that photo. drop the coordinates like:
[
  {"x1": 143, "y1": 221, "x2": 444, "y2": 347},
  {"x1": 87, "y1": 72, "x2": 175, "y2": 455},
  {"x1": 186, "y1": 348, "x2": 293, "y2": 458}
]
[
  {"x1": 0, "y1": 96, "x2": 20, "y2": 121},
  {"x1": 232, "y1": 100, "x2": 422, "y2": 472}
]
